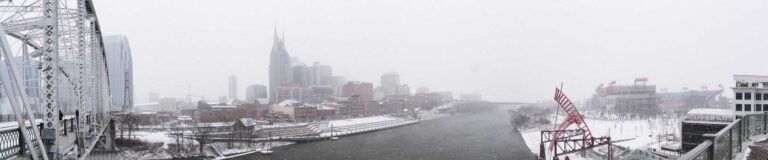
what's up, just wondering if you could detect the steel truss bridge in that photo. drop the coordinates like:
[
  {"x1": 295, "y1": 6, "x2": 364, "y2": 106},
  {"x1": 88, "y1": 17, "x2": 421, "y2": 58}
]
[{"x1": 0, "y1": 0, "x2": 114, "y2": 159}]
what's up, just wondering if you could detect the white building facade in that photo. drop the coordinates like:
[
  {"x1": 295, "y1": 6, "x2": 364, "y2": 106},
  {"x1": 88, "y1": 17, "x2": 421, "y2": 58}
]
[
  {"x1": 104, "y1": 35, "x2": 134, "y2": 112},
  {"x1": 733, "y1": 75, "x2": 768, "y2": 114}
]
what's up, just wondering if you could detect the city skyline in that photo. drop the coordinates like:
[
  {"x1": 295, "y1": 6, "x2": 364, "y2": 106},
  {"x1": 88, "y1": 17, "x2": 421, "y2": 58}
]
[{"x1": 94, "y1": 0, "x2": 768, "y2": 103}]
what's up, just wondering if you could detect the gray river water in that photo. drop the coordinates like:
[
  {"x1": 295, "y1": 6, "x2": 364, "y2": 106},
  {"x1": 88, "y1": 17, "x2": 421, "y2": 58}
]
[{"x1": 234, "y1": 110, "x2": 534, "y2": 160}]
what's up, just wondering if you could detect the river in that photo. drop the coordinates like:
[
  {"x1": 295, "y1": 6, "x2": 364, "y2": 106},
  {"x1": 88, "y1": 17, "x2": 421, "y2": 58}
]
[{"x1": 234, "y1": 110, "x2": 533, "y2": 160}]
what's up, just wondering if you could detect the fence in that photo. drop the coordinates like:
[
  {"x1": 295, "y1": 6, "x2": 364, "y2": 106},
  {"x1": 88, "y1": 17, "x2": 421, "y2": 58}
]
[
  {"x1": 0, "y1": 123, "x2": 43, "y2": 160},
  {"x1": 679, "y1": 112, "x2": 766, "y2": 160}
]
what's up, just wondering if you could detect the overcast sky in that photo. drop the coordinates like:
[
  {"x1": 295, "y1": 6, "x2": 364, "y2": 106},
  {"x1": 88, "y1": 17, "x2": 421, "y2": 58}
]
[{"x1": 94, "y1": 0, "x2": 768, "y2": 103}]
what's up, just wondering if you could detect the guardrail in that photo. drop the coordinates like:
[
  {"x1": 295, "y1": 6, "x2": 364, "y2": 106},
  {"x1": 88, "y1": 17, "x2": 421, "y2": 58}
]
[
  {"x1": 0, "y1": 123, "x2": 43, "y2": 160},
  {"x1": 679, "y1": 112, "x2": 766, "y2": 160}
]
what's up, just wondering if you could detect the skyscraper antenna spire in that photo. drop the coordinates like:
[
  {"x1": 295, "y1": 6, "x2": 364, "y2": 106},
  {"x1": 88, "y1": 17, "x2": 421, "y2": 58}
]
[{"x1": 274, "y1": 23, "x2": 278, "y2": 38}]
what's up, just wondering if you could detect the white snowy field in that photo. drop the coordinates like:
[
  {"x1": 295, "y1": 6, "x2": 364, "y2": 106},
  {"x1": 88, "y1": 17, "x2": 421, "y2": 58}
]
[{"x1": 521, "y1": 115, "x2": 682, "y2": 157}]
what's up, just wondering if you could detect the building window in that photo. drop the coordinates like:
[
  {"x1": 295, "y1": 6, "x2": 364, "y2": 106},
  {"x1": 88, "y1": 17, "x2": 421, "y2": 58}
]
[
  {"x1": 746, "y1": 104, "x2": 752, "y2": 111},
  {"x1": 746, "y1": 93, "x2": 752, "y2": 100},
  {"x1": 758, "y1": 104, "x2": 763, "y2": 111},
  {"x1": 736, "y1": 93, "x2": 743, "y2": 100},
  {"x1": 737, "y1": 104, "x2": 743, "y2": 111},
  {"x1": 765, "y1": 93, "x2": 768, "y2": 100},
  {"x1": 759, "y1": 93, "x2": 764, "y2": 100}
]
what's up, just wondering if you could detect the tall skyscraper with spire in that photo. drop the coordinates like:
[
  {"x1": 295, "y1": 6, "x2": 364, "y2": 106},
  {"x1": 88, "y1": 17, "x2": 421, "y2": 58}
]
[{"x1": 269, "y1": 27, "x2": 293, "y2": 104}]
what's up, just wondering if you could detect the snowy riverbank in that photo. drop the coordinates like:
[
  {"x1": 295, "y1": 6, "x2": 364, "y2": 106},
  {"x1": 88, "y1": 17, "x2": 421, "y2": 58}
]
[
  {"x1": 118, "y1": 111, "x2": 452, "y2": 160},
  {"x1": 521, "y1": 114, "x2": 682, "y2": 159}
]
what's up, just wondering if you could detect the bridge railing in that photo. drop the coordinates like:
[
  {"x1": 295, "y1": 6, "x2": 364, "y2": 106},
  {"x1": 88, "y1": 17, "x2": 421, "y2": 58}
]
[
  {"x1": 0, "y1": 123, "x2": 43, "y2": 160},
  {"x1": 679, "y1": 112, "x2": 766, "y2": 160}
]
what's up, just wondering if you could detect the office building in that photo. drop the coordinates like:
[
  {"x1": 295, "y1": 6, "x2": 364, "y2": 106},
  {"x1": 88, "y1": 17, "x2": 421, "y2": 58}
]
[
  {"x1": 104, "y1": 35, "x2": 134, "y2": 112},
  {"x1": 733, "y1": 75, "x2": 768, "y2": 113}
]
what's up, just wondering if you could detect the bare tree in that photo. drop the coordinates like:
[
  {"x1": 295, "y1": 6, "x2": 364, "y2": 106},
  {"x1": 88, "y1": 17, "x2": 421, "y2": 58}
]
[
  {"x1": 169, "y1": 122, "x2": 186, "y2": 154},
  {"x1": 125, "y1": 114, "x2": 139, "y2": 139},
  {"x1": 192, "y1": 122, "x2": 213, "y2": 155}
]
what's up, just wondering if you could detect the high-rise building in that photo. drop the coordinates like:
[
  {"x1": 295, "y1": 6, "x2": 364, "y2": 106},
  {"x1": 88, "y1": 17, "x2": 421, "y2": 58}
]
[
  {"x1": 158, "y1": 97, "x2": 177, "y2": 112},
  {"x1": 380, "y1": 73, "x2": 399, "y2": 97},
  {"x1": 330, "y1": 76, "x2": 346, "y2": 95},
  {"x1": 317, "y1": 64, "x2": 333, "y2": 85},
  {"x1": 381, "y1": 73, "x2": 400, "y2": 87},
  {"x1": 292, "y1": 64, "x2": 312, "y2": 87},
  {"x1": 269, "y1": 28, "x2": 294, "y2": 104},
  {"x1": 149, "y1": 92, "x2": 160, "y2": 103},
  {"x1": 0, "y1": 56, "x2": 42, "y2": 115},
  {"x1": 273, "y1": 84, "x2": 312, "y2": 103},
  {"x1": 306, "y1": 62, "x2": 333, "y2": 86},
  {"x1": 104, "y1": 35, "x2": 134, "y2": 112},
  {"x1": 733, "y1": 75, "x2": 768, "y2": 113},
  {"x1": 228, "y1": 75, "x2": 238, "y2": 100},
  {"x1": 378, "y1": 73, "x2": 411, "y2": 97},
  {"x1": 396, "y1": 84, "x2": 411, "y2": 96},
  {"x1": 245, "y1": 84, "x2": 268, "y2": 104}
]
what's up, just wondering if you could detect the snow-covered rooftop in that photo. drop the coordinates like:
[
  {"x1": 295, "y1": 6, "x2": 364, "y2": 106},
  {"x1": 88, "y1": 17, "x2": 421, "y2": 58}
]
[
  {"x1": 317, "y1": 105, "x2": 336, "y2": 110},
  {"x1": 277, "y1": 99, "x2": 300, "y2": 106},
  {"x1": 178, "y1": 115, "x2": 193, "y2": 121},
  {"x1": 197, "y1": 122, "x2": 235, "y2": 127},
  {"x1": 685, "y1": 108, "x2": 735, "y2": 122},
  {"x1": 734, "y1": 75, "x2": 768, "y2": 83},
  {"x1": 211, "y1": 105, "x2": 237, "y2": 109}
]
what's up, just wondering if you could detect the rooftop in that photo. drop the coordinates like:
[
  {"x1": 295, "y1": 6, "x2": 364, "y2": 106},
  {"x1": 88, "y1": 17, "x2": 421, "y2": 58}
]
[
  {"x1": 685, "y1": 108, "x2": 734, "y2": 123},
  {"x1": 211, "y1": 105, "x2": 237, "y2": 109},
  {"x1": 735, "y1": 75, "x2": 768, "y2": 83}
]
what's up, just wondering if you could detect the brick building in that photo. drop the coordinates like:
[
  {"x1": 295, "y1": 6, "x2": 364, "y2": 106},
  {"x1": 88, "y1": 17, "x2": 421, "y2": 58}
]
[
  {"x1": 199, "y1": 105, "x2": 262, "y2": 123},
  {"x1": 342, "y1": 81, "x2": 374, "y2": 101},
  {"x1": 345, "y1": 95, "x2": 368, "y2": 116}
]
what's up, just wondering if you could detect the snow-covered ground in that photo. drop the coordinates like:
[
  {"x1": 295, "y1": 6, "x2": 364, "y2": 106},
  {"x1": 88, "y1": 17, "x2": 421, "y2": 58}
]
[
  {"x1": 522, "y1": 114, "x2": 682, "y2": 159},
  {"x1": 327, "y1": 116, "x2": 399, "y2": 127},
  {"x1": 212, "y1": 141, "x2": 294, "y2": 159},
  {"x1": 119, "y1": 108, "x2": 453, "y2": 159},
  {"x1": 132, "y1": 131, "x2": 175, "y2": 149}
]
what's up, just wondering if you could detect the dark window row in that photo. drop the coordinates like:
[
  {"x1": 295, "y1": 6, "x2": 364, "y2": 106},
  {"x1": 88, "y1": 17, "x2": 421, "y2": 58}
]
[
  {"x1": 736, "y1": 103, "x2": 768, "y2": 112},
  {"x1": 735, "y1": 92, "x2": 768, "y2": 100}
]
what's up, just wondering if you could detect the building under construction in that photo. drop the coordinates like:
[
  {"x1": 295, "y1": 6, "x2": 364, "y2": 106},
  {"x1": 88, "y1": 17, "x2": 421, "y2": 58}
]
[{"x1": 588, "y1": 78, "x2": 661, "y2": 115}]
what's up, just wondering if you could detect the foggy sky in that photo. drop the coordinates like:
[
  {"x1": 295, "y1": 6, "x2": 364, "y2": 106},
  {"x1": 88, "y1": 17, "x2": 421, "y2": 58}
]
[{"x1": 94, "y1": 0, "x2": 768, "y2": 103}]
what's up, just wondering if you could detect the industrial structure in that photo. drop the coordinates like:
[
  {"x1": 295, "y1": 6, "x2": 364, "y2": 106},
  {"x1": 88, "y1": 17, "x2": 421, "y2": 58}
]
[
  {"x1": 0, "y1": 0, "x2": 118, "y2": 159},
  {"x1": 658, "y1": 87, "x2": 726, "y2": 114},
  {"x1": 541, "y1": 87, "x2": 612, "y2": 160},
  {"x1": 588, "y1": 78, "x2": 660, "y2": 115}
]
